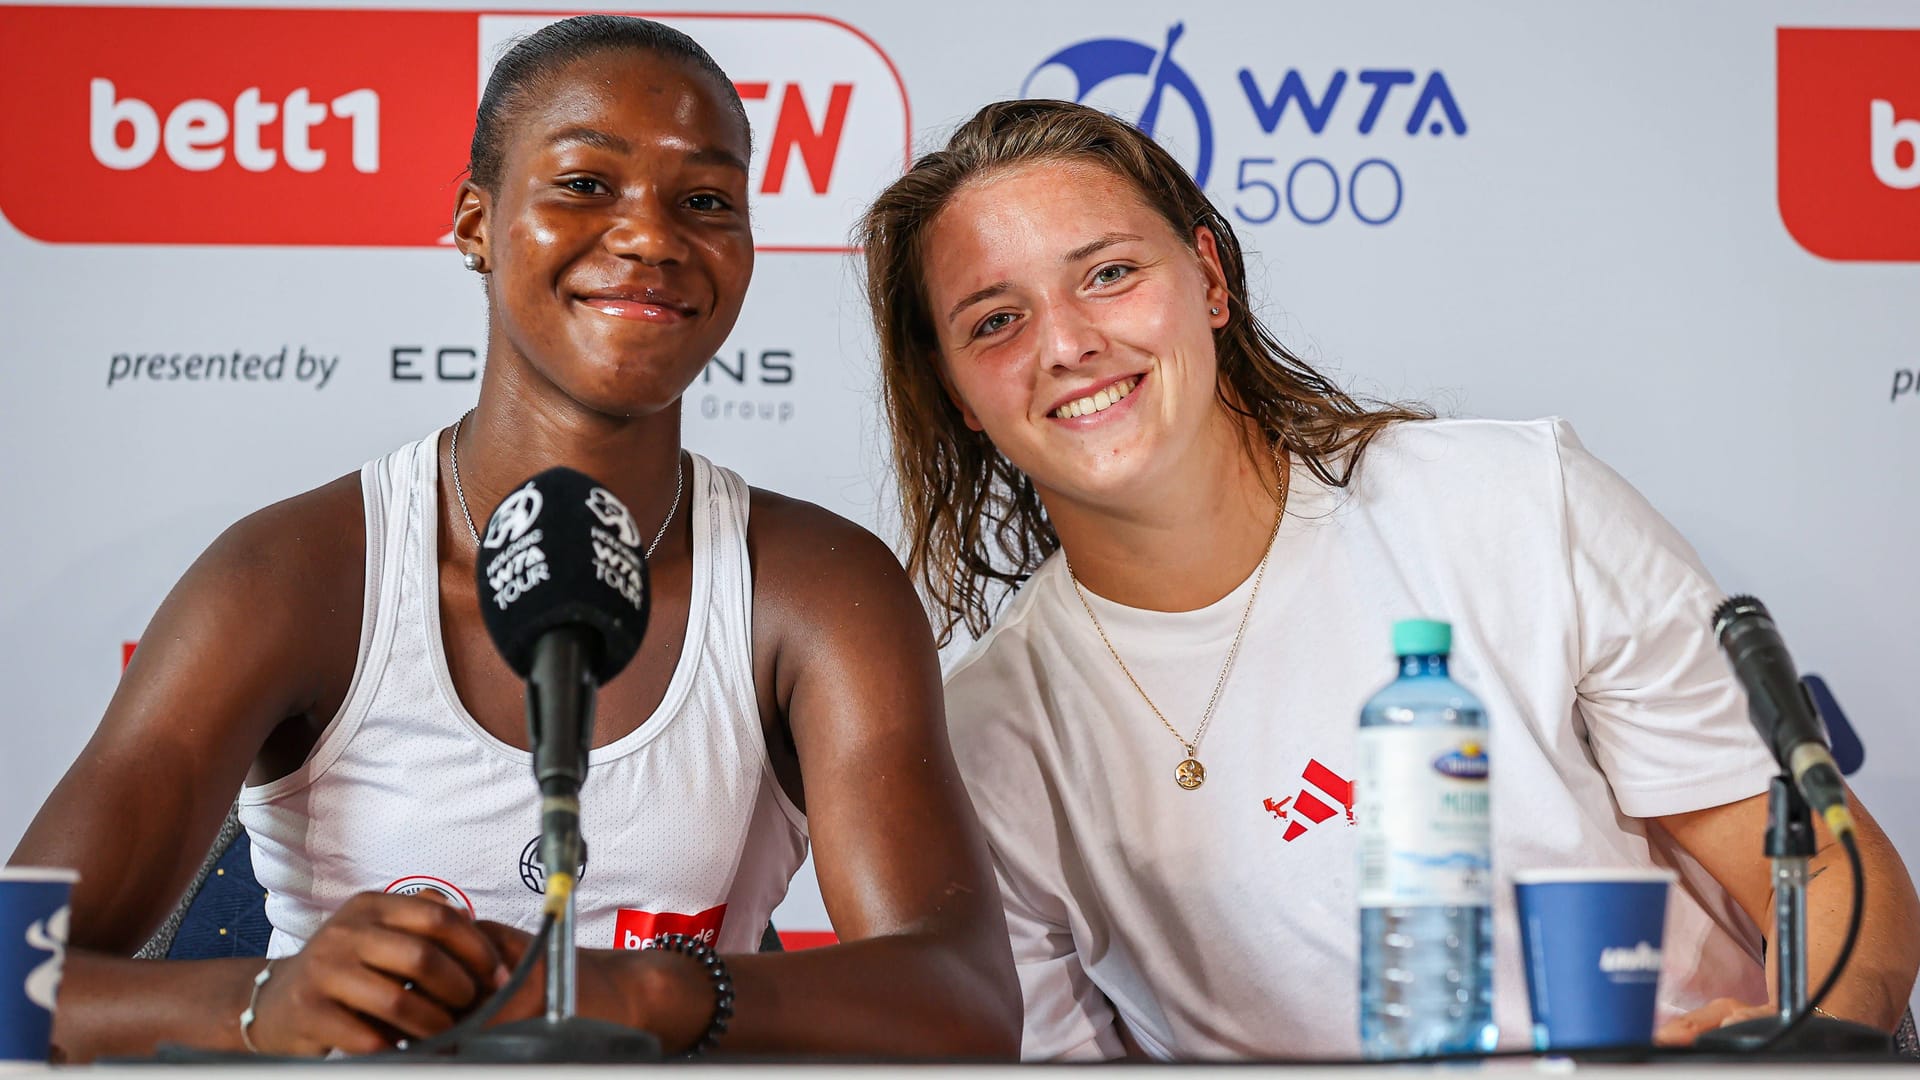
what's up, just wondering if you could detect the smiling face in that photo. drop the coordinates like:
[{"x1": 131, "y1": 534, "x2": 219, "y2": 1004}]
[
  {"x1": 923, "y1": 160, "x2": 1233, "y2": 514},
  {"x1": 457, "y1": 49, "x2": 753, "y2": 417}
]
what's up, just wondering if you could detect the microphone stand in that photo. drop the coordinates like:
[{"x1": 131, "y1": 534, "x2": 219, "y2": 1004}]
[
  {"x1": 1695, "y1": 775, "x2": 1889, "y2": 1055},
  {"x1": 442, "y1": 629, "x2": 662, "y2": 1062}
]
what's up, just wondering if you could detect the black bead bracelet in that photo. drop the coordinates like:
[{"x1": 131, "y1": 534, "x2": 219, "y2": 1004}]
[{"x1": 648, "y1": 932, "x2": 734, "y2": 1056}]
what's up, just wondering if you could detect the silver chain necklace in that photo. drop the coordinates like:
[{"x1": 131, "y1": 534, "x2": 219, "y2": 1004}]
[{"x1": 449, "y1": 410, "x2": 683, "y2": 559}]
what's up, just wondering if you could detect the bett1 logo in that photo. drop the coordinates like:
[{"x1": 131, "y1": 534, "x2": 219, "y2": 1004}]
[
  {"x1": 89, "y1": 81, "x2": 380, "y2": 175},
  {"x1": 0, "y1": 7, "x2": 908, "y2": 250},
  {"x1": 1778, "y1": 28, "x2": 1920, "y2": 262}
]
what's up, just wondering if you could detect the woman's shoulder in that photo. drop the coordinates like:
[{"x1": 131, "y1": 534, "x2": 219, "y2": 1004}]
[
  {"x1": 124, "y1": 468, "x2": 370, "y2": 743},
  {"x1": 1329, "y1": 416, "x2": 1582, "y2": 507},
  {"x1": 197, "y1": 470, "x2": 369, "y2": 611},
  {"x1": 741, "y1": 485, "x2": 935, "y2": 643},
  {"x1": 940, "y1": 559, "x2": 1069, "y2": 729},
  {"x1": 1364, "y1": 415, "x2": 1573, "y2": 469},
  {"x1": 743, "y1": 486, "x2": 904, "y2": 580},
  {"x1": 946, "y1": 557, "x2": 1063, "y2": 663}
]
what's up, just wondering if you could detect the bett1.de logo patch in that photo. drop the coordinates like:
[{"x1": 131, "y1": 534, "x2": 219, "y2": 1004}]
[
  {"x1": 0, "y1": 7, "x2": 908, "y2": 250},
  {"x1": 1778, "y1": 27, "x2": 1920, "y2": 261}
]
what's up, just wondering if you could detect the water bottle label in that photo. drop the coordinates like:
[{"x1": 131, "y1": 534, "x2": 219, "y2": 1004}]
[{"x1": 1356, "y1": 727, "x2": 1491, "y2": 907}]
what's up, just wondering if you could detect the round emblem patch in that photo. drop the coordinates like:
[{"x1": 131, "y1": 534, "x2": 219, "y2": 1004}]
[
  {"x1": 519, "y1": 836, "x2": 588, "y2": 894},
  {"x1": 383, "y1": 875, "x2": 475, "y2": 916}
]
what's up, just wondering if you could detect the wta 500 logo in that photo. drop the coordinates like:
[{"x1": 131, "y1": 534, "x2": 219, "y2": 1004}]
[
  {"x1": 1023, "y1": 22, "x2": 1467, "y2": 228},
  {"x1": 0, "y1": 7, "x2": 908, "y2": 250}
]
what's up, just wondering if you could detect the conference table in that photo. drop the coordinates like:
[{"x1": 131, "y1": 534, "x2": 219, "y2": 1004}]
[{"x1": 5, "y1": 1057, "x2": 1915, "y2": 1075}]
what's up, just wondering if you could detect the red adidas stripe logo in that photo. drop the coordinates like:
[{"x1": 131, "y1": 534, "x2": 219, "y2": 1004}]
[{"x1": 1263, "y1": 758, "x2": 1356, "y2": 842}]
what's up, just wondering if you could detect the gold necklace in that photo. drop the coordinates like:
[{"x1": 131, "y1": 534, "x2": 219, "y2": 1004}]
[{"x1": 1065, "y1": 449, "x2": 1288, "y2": 791}]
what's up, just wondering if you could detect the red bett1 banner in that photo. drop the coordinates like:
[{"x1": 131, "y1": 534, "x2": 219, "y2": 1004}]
[
  {"x1": 0, "y1": 6, "x2": 910, "y2": 249},
  {"x1": 1778, "y1": 27, "x2": 1920, "y2": 262},
  {"x1": 0, "y1": 6, "x2": 477, "y2": 246}
]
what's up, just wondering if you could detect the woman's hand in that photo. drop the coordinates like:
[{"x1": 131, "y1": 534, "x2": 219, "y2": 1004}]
[
  {"x1": 474, "y1": 921, "x2": 715, "y2": 1053},
  {"x1": 1654, "y1": 997, "x2": 1775, "y2": 1045},
  {"x1": 248, "y1": 892, "x2": 506, "y2": 1056}
]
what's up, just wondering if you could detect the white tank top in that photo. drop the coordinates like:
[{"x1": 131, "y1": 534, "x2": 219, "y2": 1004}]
[{"x1": 239, "y1": 432, "x2": 807, "y2": 958}]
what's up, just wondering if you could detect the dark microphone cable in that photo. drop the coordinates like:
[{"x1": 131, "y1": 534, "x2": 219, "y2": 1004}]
[{"x1": 398, "y1": 912, "x2": 557, "y2": 1057}]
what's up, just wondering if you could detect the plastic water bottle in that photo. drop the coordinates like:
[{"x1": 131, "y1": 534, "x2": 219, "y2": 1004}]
[{"x1": 1356, "y1": 618, "x2": 1496, "y2": 1059}]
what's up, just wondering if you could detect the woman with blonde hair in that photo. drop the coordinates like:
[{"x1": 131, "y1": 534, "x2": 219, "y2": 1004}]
[{"x1": 858, "y1": 99, "x2": 1918, "y2": 1060}]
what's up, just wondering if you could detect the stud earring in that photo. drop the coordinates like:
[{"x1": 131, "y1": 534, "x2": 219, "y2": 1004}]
[
  {"x1": 1210, "y1": 306, "x2": 1221, "y2": 316},
  {"x1": 463, "y1": 252, "x2": 482, "y2": 272}
]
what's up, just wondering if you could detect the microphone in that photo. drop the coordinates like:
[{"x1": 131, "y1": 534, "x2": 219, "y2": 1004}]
[
  {"x1": 1712, "y1": 596, "x2": 1855, "y2": 838},
  {"x1": 475, "y1": 466, "x2": 651, "y2": 907}
]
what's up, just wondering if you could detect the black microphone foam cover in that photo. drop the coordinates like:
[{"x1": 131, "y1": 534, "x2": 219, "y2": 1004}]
[
  {"x1": 1712, "y1": 593, "x2": 1823, "y2": 764},
  {"x1": 474, "y1": 466, "x2": 650, "y2": 684}
]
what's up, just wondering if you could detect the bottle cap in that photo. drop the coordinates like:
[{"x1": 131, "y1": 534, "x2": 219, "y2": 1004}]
[{"x1": 1392, "y1": 618, "x2": 1452, "y2": 657}]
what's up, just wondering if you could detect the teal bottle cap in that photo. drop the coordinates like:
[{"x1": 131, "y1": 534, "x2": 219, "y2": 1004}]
[{"x1": 1392, "y1": 618, "x2": 1452, "y2": 657}]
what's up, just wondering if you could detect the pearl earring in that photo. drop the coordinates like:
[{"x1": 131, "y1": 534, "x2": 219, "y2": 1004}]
[{"x1": 463, "y1": 252, "x2": 482, "y2": 272}]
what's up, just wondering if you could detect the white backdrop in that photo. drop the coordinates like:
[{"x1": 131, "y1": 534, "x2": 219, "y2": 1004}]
[{"x1": 2, "y1": 0, "x2": 1916, "y2": 1005}]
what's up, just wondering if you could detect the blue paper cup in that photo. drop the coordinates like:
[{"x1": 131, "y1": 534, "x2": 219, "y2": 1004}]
[
  {"x1": 0, "y1": 867, "x2": 78, "y2": 1062},
  {"x1": 1513, "y1": 868, "x2": 1673, "y2": 1051}
]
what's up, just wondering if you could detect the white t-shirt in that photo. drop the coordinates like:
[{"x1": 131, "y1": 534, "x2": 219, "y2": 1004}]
[{"x1": 943, "y1": 418, "x2": 1776, "y2": 1061}]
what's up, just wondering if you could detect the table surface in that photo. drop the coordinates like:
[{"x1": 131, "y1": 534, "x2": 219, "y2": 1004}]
[{"x1": 4, "y1": 1059, "x2": 1917, "y2": 1075}]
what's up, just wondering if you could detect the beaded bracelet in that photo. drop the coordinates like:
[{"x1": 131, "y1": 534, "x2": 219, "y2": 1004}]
[{"x1": 648, "y1": 932, "x2": 734, "y2": 1056}]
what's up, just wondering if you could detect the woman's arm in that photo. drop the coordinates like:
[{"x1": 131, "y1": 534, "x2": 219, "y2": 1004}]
[
  {"x1": 13, "y1": 489, "x2": 349, "y2": 1057},
  {"x1": 12, "y1": 477, "x2": 504, "y2": 1060},
  {"x1": 1542, "y1": 420, "x2": 1920, "y2": 1040},
  {"x1": 722, "y1": 499, "x2": 1020, "y2": 1055},
  {"x1": 1655, "y1": 789, "x2": 1920, "y2": 1041},
  {"x1": 498, "y1": 498, "x2": 1022, "y2": 1057}
]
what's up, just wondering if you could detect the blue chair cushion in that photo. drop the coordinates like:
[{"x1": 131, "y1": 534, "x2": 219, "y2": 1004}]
[{"x1": 165, "y1": 829, "x2": 272, "y2": 960}]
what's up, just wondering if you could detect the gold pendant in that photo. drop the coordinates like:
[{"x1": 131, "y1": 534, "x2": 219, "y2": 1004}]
[{"x1": 1175, "y1": 757, "x2": 1206, "y2": 790}]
